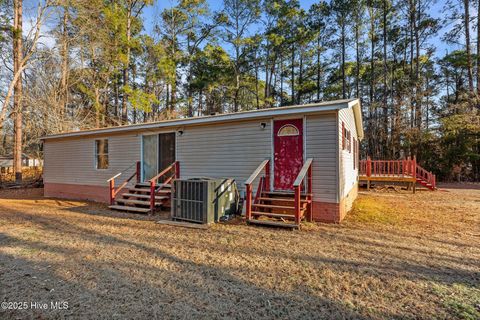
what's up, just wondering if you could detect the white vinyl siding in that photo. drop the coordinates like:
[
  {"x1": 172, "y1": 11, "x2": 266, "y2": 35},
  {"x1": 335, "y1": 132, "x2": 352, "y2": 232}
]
[
  {"x1": 177, "y1": 119, "x2": 271, "y2": 194},
  {"x1": 338, "y1": 108, "x2": 358, "y2": 198},
  {"x1": 44, "y1": 133, "x2": 140, "y2": 186},
  {"x1": 305, "y1": 114, "x2": 338, "y2": 203}
]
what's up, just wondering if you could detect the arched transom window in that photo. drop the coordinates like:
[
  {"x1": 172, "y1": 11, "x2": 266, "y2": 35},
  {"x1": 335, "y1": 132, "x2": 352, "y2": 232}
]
[{"x1": 277, "y1": 124, "x2": 299, "y2": 136}]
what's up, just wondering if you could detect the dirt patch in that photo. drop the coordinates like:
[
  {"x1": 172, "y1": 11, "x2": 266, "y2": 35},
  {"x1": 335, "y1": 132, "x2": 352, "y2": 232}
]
[{"x1": 0, "y1": 187, "x2": 479, "y2": 319}]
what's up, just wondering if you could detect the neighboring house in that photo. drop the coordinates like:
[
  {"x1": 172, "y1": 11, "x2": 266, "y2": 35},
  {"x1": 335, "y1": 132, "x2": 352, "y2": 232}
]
[
  {"x1": 42, "y1": 99, "x2": 363, "y2": 224},
  {"x1": 0, "y1": 153, "x2": 42, "y2": 168}
]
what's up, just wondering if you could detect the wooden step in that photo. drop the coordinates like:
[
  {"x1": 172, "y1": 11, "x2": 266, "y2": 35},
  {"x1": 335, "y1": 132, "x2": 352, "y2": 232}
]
[
  {"x1": 252, "y1": 203, "x2": 307, "y2": 210},
  {"x1": 136, "y1": 182, "x2": 171, "y2": 188},
  {"x1": 108, "y1": 205, "x2": 151, "y2": 213},
  {"x1": 262, "y1": 191, "x2": 311, "y2": 197},
  {"x1": 128, "y1": 188, "x2": 171, "y2": 193},
  {"x1": 123, "y1": 193, "x2": 169, "y2": 199},
  {"x1": 247, "y1": 219, "x2": 299, "y2": 229},
  {"x1": 116, "y1": 199, "x2": 162, "y2": 206},
  {"x1": 122, "y1": 193, "x2": 169, "y2": 200},
  {"x1": 258, "y1": 197, "x2": 311, "y2": 203},
  {"x1": 251, "y1": 211, "x2": 296, "y2": 220}
]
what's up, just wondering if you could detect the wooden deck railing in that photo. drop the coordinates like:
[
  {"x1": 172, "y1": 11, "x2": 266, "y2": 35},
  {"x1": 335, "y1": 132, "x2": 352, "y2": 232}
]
[
  {"x1": 360, "y1": 156, "x2": 417, "y2": 178},
  {"x1": 107, "y1": 161, "x2": 141, "y2": 205},
  {"x1": 360, "y1": 156, "x2": 436, "y2": 190},
  {"x1": 149, "y1": 161, "x2": 180, "y2": 214},
  {"x1": 244, "y1": 159, "x2": 270, "y2": 221},
  {"x1": 416, "y1": 164, "x2": 436, "y2": 189},
  {"x1": 293, "y1": 158, "x2": 313, "y2": 224}
]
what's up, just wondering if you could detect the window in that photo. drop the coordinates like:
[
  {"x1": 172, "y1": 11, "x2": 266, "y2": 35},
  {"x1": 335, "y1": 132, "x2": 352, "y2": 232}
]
[
  {"x1": 278, "y1": 124, "x2": 299, "y2": 136},
  {"x1": 347, "y1": 131, "x2": 351, "y2": 152},
  {"x1": 95, "y1": 139, "x2": 109, "y2": 169}
]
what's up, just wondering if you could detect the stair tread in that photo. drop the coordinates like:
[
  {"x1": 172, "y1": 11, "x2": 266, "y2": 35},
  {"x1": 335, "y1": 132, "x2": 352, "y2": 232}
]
[
  {"x1": 247, "y1": 219, "x2": 299, "y2": 228},
  {"x1": 136, "y1": 182, "x2": 171, "y2": 188},
  {"x1": 262, "y1": 191, "x2": 311, "y2": 197},
  {"x1": 116, "y1": 199, "x2": 162, "y2": 206},
  {"x1": 108, "y1": 205, "x2": 151, "y2": 213},
  {"x1": 122, "y1": 193, "x2": 169, "y2": 200},
  {"x1": 258, "y1": 197, "x2": 311, "y2": 203},
  {"x1": 251, "y1": 211, "x2": 296, "y2": 219},
  {"x1": 128, "y1": 188, "x2": 171, "y2": 193},
  {"x1": 252, "y1": 203, "x2": 306, "y2": 210}
]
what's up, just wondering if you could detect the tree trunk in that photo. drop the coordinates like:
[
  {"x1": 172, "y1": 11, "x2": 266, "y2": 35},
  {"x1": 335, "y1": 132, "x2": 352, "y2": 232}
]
[
  {"x1": 355, "y1": 22, "x2": 360, "y2": 100},
  {"x1": 280, "y1": 54, "x2": 284, "y2": 106},
  {"x1": 464, "y1": 0, "x2": 474, "y2": 93},
  {"x1": 383, "y1": 0, "x2": 388, "y2": 153},
  {"x1": 291, "y1": 44, "x2": 295, "y2": 105},
  {"x1": 341, "y1": 21, "x2": 346, "y2": 99},
  {"x1": 298, "y1": 48, "x2": 303, "y2": 104},
  {"x1": 60, "y1": 6, "x2": 69, "y2": 116},
  {"x1": 121, "y1": 3, "x2": 132, "y2": 124},
  {"x1": 477, "y1": 0, "x2": 480, "y2": 95},
  {"x1": 13, "y1": 0, "x2": 23, "y2": 183},
  {"x1": 317, "y1": 35, "x2": 322, "y2": 101}
]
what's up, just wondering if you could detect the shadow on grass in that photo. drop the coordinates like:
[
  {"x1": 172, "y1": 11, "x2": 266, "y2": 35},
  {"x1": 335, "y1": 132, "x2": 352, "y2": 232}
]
[{"x1": 0, "y1": 207, "x2": 383, "y2": 320}]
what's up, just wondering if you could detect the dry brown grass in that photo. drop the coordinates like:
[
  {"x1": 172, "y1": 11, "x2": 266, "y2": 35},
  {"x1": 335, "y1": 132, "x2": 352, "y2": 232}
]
[{"x1": 0, "y1": 186, "x2": 479, "y2": 319}]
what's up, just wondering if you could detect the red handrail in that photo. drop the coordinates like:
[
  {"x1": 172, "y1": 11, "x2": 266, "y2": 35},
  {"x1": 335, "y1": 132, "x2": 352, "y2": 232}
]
[
  {"x1": 292, "y1": 158, "x2": 313, "y2": 225},
  {"x1": 149, "y1": 161, "x2": 179, "y2": 214},
  {"x1": 108, "y1": 161, "x2": 141, "y2": 205},
  {"x1": 245, "y1": 159, "x2": 270, "y2": 221}
]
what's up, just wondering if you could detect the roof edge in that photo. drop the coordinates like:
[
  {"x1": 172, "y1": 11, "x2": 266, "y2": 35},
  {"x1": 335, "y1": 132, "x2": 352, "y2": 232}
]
[{"x1": 42, "y1": 99, "x2": 357, "y2": 141}]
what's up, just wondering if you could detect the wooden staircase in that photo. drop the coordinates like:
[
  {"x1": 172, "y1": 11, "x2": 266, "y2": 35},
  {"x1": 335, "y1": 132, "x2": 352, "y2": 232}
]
[
  {"x1": 416, "y1": 164, "x2": 436, "y2": 190},
  {"x1": 109, "y1": 182, "x2": 171, "y2": 213},
  {"x1": 245, "y1": 158, "x2": 313, "y2": 229},
  {"x1": 250, "y1": 190, "x2": 312, "y2": 228},
  {"x1": 107, "y1": 161, "x2": 179, "y2": 214}
]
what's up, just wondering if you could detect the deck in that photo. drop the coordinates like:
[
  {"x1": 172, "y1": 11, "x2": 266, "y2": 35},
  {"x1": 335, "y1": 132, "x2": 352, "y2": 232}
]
[{"x1": 359, "y1": 157, "x2": 436, "y2": 192}]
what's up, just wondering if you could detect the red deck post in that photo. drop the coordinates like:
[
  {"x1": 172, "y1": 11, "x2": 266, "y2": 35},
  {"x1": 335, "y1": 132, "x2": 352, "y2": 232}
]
[
  {"x1": 265, "y1": 160, "x2": 270, "y2": 192},
  {"x1": 150, "y1": 180, "x2": 156, "y2": 214},
  {"x1": 136, "y1": 161, "x2": 141, "y2": 183},
  {"x1": 366, "y1": 156, "x2": 371, "y2": 177},
  {"x1": 175, "y1": 161, "x2": 180, "y2": 179},
  {"x1": 307, "y1": 165, "x2": 313, "y2": 222},
  {"x1": 294, "y1": 185, "x2": 301, "y2": 225},
  {"x1": 413, "y1": 156, "x2": 417, "y2": 179},
  {"x1": 109, "y1": 179, "x2": 115, "y2": 205},
  {"x1": 245, "y1": 184, "x2": 252, "y2": 221}
]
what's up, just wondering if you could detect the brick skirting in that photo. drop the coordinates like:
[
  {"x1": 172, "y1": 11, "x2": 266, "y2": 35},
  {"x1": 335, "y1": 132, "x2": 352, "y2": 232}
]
[
  {"x1": 45, "y1": 181, "x2": 359, "y2": 224},
  {"x1": 44, "y1": 183, "x2": 112, "y2": 203},
  {"x1": 312, "y1": 182, "x2": 358, "y2": 223}
]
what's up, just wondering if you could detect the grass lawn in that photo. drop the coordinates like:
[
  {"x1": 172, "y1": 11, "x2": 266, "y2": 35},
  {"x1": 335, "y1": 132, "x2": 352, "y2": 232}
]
[{"x1": 0, "y1": 186, "x2": 479, "y2": 319}]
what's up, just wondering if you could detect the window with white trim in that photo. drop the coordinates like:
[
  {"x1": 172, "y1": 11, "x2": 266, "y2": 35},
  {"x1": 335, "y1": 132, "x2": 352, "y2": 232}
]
[
  {"x1": 95, "y1": 139, "x2": 109, "y2": 169},
  {"x1": 278, "y1": 124, "x2": 299, "y2": 136}
]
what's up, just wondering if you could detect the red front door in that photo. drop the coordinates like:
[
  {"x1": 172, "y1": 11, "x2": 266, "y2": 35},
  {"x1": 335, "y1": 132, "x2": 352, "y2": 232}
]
[{"x1": 274, "y1": 118, "x2": 304, "y2": 190}]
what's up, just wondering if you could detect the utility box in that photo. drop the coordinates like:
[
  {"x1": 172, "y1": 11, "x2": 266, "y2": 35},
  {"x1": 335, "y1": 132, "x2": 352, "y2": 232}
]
[{"x1": 172, "y1": 178, "x2": 239, "y2": 224}]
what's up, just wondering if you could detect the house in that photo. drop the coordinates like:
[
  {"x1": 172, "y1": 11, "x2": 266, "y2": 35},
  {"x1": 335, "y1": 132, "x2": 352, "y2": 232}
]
[
  {"x1": 42, "y1": 98, "x2": 363, "y2": 224},
  {"x1": 0, "y1": 153, "x2": 42, "y2": 168}
]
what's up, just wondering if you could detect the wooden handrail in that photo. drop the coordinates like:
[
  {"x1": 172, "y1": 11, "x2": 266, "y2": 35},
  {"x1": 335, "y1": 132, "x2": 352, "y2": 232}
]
[
  {"x1": 293, "y1": 158, "x2": 313, "y2": 187},
  {"x1": 245, "y1": 159, "x2": 270, "y2": 185},
  {"x1": 149, "y1": 161, "x2": 180, "y2": 214},
  {"x1": 245, "y1": 159, "x2": 270, "y2": 221},
  {"x1": 293, "y1": 158, "x2": 313, "y2": 225},
  {"x1": 149, "y1": 161, "x2": 178, "y2": 183},
  {"x1": 107, "y1": 161, "x2": 138, "y2": 182},
  {"x1": 108, "y1": 161, "x2": 141, "y2": 205}
]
